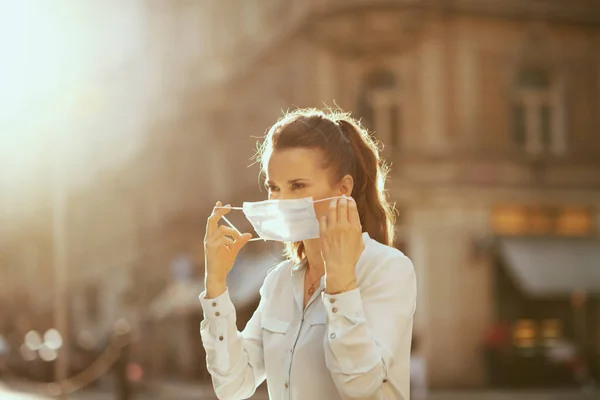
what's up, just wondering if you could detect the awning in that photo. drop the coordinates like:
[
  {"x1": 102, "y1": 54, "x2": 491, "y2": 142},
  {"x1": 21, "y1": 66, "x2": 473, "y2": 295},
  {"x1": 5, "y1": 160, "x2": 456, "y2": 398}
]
[{"x1": 499, "y1": 237, "x2": 600, "y2": 296}]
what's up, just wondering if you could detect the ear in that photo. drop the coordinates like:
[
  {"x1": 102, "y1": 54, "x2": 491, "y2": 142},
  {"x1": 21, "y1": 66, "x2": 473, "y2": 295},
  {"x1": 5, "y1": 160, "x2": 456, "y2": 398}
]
[{"x1": 337, "y1": 174, "x2": 354, "y2": 197}]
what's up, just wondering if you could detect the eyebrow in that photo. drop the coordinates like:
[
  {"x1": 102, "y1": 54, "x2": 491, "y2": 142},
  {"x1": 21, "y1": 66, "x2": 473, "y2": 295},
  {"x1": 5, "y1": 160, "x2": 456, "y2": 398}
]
[{"x1": 266, "y1": 178, "x2": 310, "y2": 185}]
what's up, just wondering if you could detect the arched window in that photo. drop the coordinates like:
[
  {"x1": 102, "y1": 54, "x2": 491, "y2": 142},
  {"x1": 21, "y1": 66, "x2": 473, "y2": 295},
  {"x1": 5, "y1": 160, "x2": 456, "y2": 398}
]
[
  {"x1": 357, "y1": 69, "x2": 401, "y2": 158},
  {"x1": 512, "y1": 66, "x2": 565, "y2": 155}
]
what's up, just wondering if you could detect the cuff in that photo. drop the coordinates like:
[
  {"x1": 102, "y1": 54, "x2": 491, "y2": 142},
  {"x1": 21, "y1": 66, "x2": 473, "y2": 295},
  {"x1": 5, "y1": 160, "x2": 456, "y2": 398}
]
[
  {"x1": 322, "y1": 288, "x2": 365, "y2": 323},
  {"x1": 199, "y1": 289, "x2": 236, "y2": 320}
]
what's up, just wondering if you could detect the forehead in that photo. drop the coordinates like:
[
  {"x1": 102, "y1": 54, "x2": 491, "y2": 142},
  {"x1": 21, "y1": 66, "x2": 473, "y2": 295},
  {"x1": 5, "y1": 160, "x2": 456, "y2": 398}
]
[{"x1": 265, "y1": 147, "x2": 328, "y2": 181}]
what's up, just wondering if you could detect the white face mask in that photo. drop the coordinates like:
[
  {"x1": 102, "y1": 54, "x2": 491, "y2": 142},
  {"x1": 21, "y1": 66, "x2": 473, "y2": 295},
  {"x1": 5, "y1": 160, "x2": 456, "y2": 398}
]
[{"x1": 221, "y1": 196, "x2": 346, "y2": 242}]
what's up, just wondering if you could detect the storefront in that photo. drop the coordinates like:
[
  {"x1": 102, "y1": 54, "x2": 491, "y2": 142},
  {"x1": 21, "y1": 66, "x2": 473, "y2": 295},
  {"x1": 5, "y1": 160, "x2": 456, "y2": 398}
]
[{"x1": 488, "y1": 205, "x2": 600, "y2": 388}]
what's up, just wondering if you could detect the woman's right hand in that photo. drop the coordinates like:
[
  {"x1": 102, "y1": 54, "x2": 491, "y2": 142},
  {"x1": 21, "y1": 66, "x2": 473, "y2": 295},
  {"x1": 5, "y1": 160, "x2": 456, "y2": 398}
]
[{"x1": 204, "y1": 201, "x2": 253, "y2": 298}]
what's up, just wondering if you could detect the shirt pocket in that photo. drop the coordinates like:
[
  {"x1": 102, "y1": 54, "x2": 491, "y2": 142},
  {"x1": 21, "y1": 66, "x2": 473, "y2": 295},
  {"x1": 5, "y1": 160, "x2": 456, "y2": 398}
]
[
  {"x1": 261, "y1": 316, "x2": 291, "y2": 334},
  {"x1": 261, "y1": 315, "x2": 291, "y2": 368}
]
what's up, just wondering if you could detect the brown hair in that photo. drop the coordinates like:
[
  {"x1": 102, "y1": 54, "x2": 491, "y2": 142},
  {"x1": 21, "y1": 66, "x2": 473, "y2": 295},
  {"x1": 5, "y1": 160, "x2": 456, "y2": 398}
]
[{"x1": 255, "y1": 108, "x2": 396, "y2": 262}]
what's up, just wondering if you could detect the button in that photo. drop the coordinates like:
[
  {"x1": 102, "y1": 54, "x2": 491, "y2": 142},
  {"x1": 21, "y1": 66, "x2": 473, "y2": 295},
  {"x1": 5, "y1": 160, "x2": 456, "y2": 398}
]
[
  {"x1": 332, "y1": 307, "x2": 338, "y2": 313},
  {"x1": 215, "y1": 312, "x2": 221, "y2": 317},
  {"x1": 212, "y1": 302, "x2": 217, "y2": 307},
  {"x1": 330, "y1": 333, "x2": 336, "y2": 339},
  {"x1": 383, "y1": 378, "x2": 388, "y2": 383},
  {"x1": 329, "y1": 298, "x2": 336, "y2": 304},
  {"x1": 285, "y1": 382, "x2": 289, "y2": 389},
  {"x1": 219, "y1": 336, "x2": 224, "y2": 341}
]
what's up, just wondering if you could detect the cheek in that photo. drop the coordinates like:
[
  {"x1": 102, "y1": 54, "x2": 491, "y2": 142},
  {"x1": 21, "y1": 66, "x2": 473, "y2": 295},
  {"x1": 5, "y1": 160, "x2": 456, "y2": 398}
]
[{"x1": 313, "y1": 201, "x2": 332, "y2": 220}]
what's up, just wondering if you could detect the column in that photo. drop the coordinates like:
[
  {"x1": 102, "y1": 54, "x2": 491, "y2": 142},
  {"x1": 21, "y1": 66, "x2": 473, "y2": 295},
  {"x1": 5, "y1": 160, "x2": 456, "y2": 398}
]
[
  {"x1": 456, "y1": 36, "x2": 478, "y2": 147},
  {"x1": 420, "y1": 28, "x2": 448, "y2": 152}
]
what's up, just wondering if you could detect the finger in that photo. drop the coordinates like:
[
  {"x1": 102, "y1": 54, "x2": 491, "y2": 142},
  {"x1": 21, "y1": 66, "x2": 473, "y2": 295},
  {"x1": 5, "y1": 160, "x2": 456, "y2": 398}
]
[
  {"x1": 319, "y1": 215, "x2": 328, "y2": 237},
  {"x1": 206, "y1": 201, "x2": 231, "y2": 237},
  {"x1": 231, "y1": 233, "x2": 253, "y2": 254},
  {"x1": 337, "y1": 196, "x2": 348, "y2": 223},
  {"x1": 348, "y1": 197, "x2": 360, "y2": 228},
  {"x1": 215, "y1": 225, "x2": 241, "y2": 240},
  {"x1": 328, "y1": 198, "x2": 338, "y2": 226},
  {"x1": 213, "y1": 234, "x2": 235, "y2": 248}
]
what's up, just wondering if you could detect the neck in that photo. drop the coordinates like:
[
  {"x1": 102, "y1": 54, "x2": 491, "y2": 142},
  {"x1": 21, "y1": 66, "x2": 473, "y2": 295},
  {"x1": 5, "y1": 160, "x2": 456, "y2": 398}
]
[{"x1": 303, "y1": 238, "x2": 325, "y2": 277}]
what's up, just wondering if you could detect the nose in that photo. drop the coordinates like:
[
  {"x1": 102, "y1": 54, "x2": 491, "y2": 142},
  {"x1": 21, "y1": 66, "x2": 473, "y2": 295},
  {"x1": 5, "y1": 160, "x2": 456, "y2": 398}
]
[
  {"x1": 269, "y1": 190, "x2": 302, "y2": 201},
  {"x1": 277, "y1": 190, "x2": 304, "y2": 201}
]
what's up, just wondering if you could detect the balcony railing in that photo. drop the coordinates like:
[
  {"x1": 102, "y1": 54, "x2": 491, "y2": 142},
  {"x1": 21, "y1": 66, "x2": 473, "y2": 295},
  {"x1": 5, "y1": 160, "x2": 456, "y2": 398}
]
[{"x1": 388, "y1": 150, "x2": 600, "y2": 190}]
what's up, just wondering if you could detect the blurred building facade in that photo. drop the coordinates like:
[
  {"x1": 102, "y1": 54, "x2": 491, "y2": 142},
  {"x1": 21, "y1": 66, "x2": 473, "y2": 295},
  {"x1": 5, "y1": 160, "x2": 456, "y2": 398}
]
[
  {"x1": 199, "y1": 0, "x2": 600, "y2": 388},
  {"x1": 2, "y1": 0, "x2": 600, "y2": 390}
]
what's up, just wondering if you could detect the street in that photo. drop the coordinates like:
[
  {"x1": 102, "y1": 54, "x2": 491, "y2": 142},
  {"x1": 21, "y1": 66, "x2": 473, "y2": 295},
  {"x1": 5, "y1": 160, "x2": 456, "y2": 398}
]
[
  {"x1": 427, "y1": 391, "x2": 600, "y2": 400},
  {"x1": 2, "y1": 381, "x2": 599, "y2": 400},
  {"x1": 0, "y1": 381, "x2": 269, "y2": 400}
]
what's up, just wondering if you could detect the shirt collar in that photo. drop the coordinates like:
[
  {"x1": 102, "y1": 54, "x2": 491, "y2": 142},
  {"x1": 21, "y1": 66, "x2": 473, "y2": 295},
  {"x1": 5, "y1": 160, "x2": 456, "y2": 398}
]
[{"x1": 291, "y1": 258, "x2": 308, "y2": 275}]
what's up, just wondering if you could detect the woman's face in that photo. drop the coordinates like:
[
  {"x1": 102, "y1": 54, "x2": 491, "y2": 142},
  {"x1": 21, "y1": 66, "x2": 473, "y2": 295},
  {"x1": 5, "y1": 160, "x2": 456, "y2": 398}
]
[{"x1": 265, "y1": 147, "x2": 352, "y2": 219}]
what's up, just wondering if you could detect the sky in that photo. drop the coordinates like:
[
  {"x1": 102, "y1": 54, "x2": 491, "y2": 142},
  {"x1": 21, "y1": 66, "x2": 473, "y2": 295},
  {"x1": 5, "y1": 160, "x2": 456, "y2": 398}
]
[{"x1": 0, "y1": 0, "x2": 172, "y2": 223}]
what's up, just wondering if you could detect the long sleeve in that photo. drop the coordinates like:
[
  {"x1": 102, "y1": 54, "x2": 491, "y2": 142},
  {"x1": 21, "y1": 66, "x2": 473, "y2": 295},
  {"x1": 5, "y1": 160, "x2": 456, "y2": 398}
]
[
  {"x1": 199, "y1": 287, "x2": 266, "y2": 400},
  {"x1": 321, "y1": 253, "x2": 417, "y2": 399}
]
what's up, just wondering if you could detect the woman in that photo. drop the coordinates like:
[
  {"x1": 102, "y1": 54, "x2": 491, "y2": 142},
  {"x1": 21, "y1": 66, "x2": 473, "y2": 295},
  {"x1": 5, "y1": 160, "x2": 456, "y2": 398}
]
[{"x1": 201, "y1": 108, "x2": 416, "y2": 400}]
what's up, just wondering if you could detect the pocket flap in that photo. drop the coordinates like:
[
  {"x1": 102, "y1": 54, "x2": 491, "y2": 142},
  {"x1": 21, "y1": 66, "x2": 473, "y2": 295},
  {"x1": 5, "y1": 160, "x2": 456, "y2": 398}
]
[
  {"x1": 261, "y1": 316, "x2": 290, "y2": 334},
  {"x1": 306, "y1": 312, "x2": 326, "y2": 326}
]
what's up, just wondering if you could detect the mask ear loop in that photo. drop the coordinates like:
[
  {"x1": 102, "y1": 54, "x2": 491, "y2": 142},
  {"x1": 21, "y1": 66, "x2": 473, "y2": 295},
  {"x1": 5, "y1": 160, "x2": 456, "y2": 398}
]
[
  {"x1": 312, "y1": 194, "x2": 351, "y2": 203},
  {"x1": 220, "y1": 213, "x2": 266, "y2": 242}
]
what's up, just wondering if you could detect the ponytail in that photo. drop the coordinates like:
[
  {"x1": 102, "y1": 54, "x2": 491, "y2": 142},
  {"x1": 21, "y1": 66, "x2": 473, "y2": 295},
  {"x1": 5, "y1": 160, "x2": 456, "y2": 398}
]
[{"x1": 337, "y1": 119, "x2": 395, "y2": 247}]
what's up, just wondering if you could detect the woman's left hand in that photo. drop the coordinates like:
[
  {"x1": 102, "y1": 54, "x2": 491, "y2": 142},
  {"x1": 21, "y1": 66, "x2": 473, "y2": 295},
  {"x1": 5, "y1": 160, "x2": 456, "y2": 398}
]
[{"x1": 319, "y1": 196, "x2": 364, "y2": 293}]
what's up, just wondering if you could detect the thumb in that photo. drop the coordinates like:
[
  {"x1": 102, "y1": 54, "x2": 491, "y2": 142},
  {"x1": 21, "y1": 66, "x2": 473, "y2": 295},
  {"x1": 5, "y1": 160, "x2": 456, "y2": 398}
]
[{"x1": 232, "y1": 233, "x2": 253, "y2": 254}]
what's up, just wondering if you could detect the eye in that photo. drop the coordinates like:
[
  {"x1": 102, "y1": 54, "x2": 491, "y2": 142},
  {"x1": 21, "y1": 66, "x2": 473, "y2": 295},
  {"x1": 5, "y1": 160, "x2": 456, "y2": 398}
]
[
  {"x1": 291, "y1": 182, "x2": 305, "y2": 191},
  {"x1": 266, "y1": 184, "x2": 279, "y2": 192}
]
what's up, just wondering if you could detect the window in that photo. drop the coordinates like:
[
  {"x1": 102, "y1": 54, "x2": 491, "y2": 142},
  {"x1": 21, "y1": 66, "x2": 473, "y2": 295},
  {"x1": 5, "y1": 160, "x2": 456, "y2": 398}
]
[
  {"x1": 513, "y1": 319, "x2": 537, "y2": 354},
  {"x1": 491, "y1": 205, "x2": 594, "y2": 237},
  {"x1": 541, "y1": 319, "x2": 562, "y2": 347},
  {"x1": 357, "y1": 69, "x2": 402, "y2": 158},
  {"x1": 554, "y1": 207, "x2": 594, "y2": 236},
  {"x1": 512, "y1": 67, "x2": 565, "y2": 155}
]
